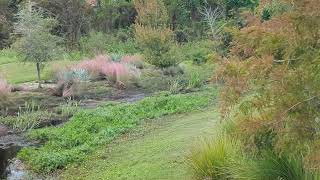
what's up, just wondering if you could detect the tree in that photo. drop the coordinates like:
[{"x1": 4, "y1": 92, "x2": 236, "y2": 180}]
[
  {"x1": 13, "y1": 2, "x2": 62, "y2": 88},
  {"x1": 0, "y1": 0, "x2": 22, "y2": 49},
  {"x1": 134, "y1": 0, "x2": 180, "y2": 68},
  {"x1": 38, "y1": 0, "x2": 91, "y2": 50}
]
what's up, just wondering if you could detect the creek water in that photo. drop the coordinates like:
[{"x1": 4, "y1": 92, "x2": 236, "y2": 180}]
[
  {"x1": 0, "y1": 145, "x2": 21, "y2": 179},
  {"x1": 0, "y1": 92, "x2": 147, "y2": 179},
  {"x1": 0, "y1": 135, "x2": 34, "y2": 180}
]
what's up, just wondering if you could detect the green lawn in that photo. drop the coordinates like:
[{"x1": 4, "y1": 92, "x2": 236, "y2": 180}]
[
  {"x1": 60, "y1": 109, "x2": 218, "y2": 180},
  {"x1": 0, "y1": 61, "x2": 76, "y2": 84},
  {"x1": 0, "y1": 49, "x2": 81, "y2": 84}
]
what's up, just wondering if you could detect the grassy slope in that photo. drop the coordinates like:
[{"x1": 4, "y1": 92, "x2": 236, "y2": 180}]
[{"x1": 61, "y1": 109, "x2": 218, "y2": 180}]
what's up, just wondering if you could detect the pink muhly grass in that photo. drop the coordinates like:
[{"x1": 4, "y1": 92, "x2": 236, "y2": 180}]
[
  {"x1": 57, "y1": 54, "x2": 141, "y2": 89},
  {"x1": 102, "y1": 62, "x2": 130, "y2": 83},
  {"x1": 0, "y1": 79, "x2": 11, "y2": 95},
  {"x1": 121, "y1": 55, "x2": 144, "y2": 69},
  {"x1": 73, "y1": 54, "x2": 111, "y2": 79}
]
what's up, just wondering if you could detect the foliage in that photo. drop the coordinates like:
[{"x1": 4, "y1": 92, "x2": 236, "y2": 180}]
[
  {"x1": 187, "y1": 72, "x2": 203, "y2": 89},
  {"x1": 38, "y1": 0, "x2": 92, "y2": 49},
  {"x1": 68, "y1": 54, "x2": 141, "y2": 88},
  {"x1": 18, "y1": 90, "x2": 216, "y2": 173},
  {"x1": 13, "y1": 2, "x2": 63, "y2": 88},
  {"x1": 91, "y1": 0, "x2": 135, "y2": 33},
  {"x1": 134, "y1": 0, "x2": 180, "y2": 68},
  {"x1": 215, "y1": 0, "x2": 320, "y2": 171},
  {"x1": 256, "y1": 151, "x2": 319, "y2": 180},
  {"x1": 0, "y1": 110, "x2": 54, "y2": 132},
  {"x1": 259, "y1": 0, "x2": 292, "y2": 21},
  {"x1": 188, "y1": 135, "x2": 242, "y2": 179},
  {"x1": 55, "y1": 100, "x2": 80, "y2": 118},
  {"x1": 134, "y1": 24, "x2": 178, "y2": 68},
  {"x1": 0, "y1": 48, "x2": 19, "y2": 65},
  {"x1": 183, "y1": 40, "x2": 215, "y2": 64},
  {"x1": 0, "y1": 0, "x2": 20, "y2": 49},
  {"x1": 162, "y1": 65, "x2": 184, "y2": 77},
  {"x1": 79, "y1": 31, "x2": 109, "y2": 55}
]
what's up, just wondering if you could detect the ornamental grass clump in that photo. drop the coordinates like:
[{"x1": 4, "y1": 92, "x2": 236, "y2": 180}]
[{"x1": 0, "y1": 78, "x2": 11, "y2": 109}]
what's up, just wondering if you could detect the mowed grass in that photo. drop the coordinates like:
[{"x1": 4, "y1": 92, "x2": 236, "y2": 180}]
[
  {"x1": 60, "y1": 109, "x2": 218, "y2": 180},
  {"x1": 0, "y1": 59, "x2": 76, "y2": 84},
  {"x1": 0, "y1": 49, "x2": 80, "y2": 84}
]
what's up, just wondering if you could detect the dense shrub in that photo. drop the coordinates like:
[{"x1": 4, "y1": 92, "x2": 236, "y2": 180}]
[
  {"x1": 79, "y1": 31, "x2": 109, "y2": 55},
  {"x1": 18, "y1": 89, "x2": 217, "y2": 173},
  {"x1": 215, "y1": 0, "x2": 320, "y2": 171},
  {"x1": 135, "y1": 25, "x2": 180, "y2": 68},
  {"x1": 183, "y1": 40, "x2": 215, "y2": 65},
  {"x1": 134, "y1": 0, "x2": 182, "y2": 68}
]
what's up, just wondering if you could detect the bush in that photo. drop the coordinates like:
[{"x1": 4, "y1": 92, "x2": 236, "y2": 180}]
[
  {"x1": 18, "y1": 89, "x2": 217, "y2": 173},
  {"x1": 79, "y1": 31, "x2": 108, "y2": 55},
  {"x1": 182, "y1": 40, "x2": 215, "y2": 65},
  {"x1": 135, "y1": 25, "x2": 179, "y2": 68},
  {"x1": 134, "y1": 0, "x2": 181, "y2": 68},
  {"x1": 215, "y1": 0, "x2": 320, "y2": 171}
]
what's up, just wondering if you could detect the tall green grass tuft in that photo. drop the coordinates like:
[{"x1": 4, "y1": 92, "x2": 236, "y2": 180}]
[
  {"x1": 188, "y1": 135, "x2": 243, "y2": 180},
  {"x1": 256, "y1": 151, "x2": 320, "y2": 180},
  {"x1": 188, "y1": 135, "x2": 320, "y2": 180}
]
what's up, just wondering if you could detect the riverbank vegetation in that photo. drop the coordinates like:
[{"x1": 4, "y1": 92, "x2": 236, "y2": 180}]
[{"x1": 0, "y1": 0, "x2": 319, "y2": 179}]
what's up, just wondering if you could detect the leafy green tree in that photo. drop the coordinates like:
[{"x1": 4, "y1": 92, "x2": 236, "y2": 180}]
[
  {"x1": 134, "y1": 0, "x2": 182, "y2": 68},
  {"x1": 13, "y1": 2, "x2": 63, "y2": 88}
]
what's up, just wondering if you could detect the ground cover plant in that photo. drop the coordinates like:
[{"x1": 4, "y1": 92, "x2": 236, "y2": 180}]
[{"x1": 18, "y1": 88, "x2": 217, "y2": 173}]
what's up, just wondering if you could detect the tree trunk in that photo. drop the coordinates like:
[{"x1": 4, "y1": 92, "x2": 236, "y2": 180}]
[{"x1": 36, "y1": 62, "x2": 42, "y2": 89}]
